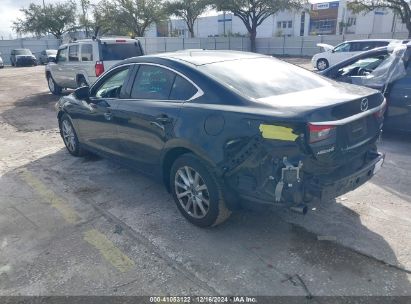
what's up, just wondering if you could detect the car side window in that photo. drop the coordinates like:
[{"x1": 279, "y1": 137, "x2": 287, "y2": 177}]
[
  {"x1": 130, "y1": 65, "x2": 176, "y2": 100},
  {"x1": 169, "y1": 75, "x2": 197, "y2": 100},
  {"x1": 94, "y1": 67, "x2": 131, "y2": 99},
  {"x1": 69, "y1": 45, "x2": 79, "y2": 62},
  {"x1": 81, "y1": 44, "x2": 93, "y2": 61},
  {"x1": 334, "y1": 43, "x2": 350, "y2": 53},
  {"x1": 56, "y1": 47, "x2": 68, "y2": 63}
]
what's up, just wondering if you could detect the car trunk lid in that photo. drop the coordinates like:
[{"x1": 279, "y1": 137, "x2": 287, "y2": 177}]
[{"x1": 258, "y1": 83, "x2": 385, "y2": 170}]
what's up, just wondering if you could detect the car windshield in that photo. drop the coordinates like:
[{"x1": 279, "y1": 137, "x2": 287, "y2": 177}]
[
  {"x1": 46, "y1": 50, "x2": 57, "y2": 55},
  {"x1": 199, "y1": 57, "x2": 329, "y2": 99},
  {"x1": 101, "y1": 42, "x2": 143, "y2": 61},
  {"x1": 15, "y1": 49, "x2": 32, "y2": 55},
  {"x1": 339, "y1": 55, "x2": 390, "y2": 74}
]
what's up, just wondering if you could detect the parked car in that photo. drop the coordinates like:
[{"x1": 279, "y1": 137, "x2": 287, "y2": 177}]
[
  {"x1": 46, "y1": 37, "x2": 144, "y2": 95},
  {"x1": 10, "y1": 48, "x2": 37, "y2": 67},
  {"x1": 312, "y1": 39, "x2": 399, "y2": 71},
  {"x1": 320, "y1": 43, "x2": 411, "y2": 132},
  {"x1": 0, "y1": 53, "x2": 4, "y2": 69},
  {"x1": 39, "y1": 49, "x2": 57, "y2": 65},
  {"x1": 55, "y1": 50, "x2": 385, "y2": 227}
]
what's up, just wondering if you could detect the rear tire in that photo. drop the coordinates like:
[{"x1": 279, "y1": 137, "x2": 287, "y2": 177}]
[
  {"x1": 59, "y1": 114, "x2": 85, "y2": 157},
  {"x1": 48, "y1": 75, "x2": 62, "y2": 95},
  {"x1": 170, "y1": 153, "x2": 231, "y2": 227},
  {"x1": 316, "y1": 58, "x2": 329, "y2": 71}
]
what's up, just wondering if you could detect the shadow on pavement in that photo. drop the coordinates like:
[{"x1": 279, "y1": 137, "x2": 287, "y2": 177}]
[
  {"x1": 0, "y1": 92, "x2": 67, "y2": 132},
  {"x1": 1, "y1": 147, "x2": 409, "y2": 296}
]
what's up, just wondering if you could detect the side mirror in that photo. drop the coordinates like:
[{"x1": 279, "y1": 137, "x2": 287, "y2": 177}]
[{"x1": 74, "y1": 86, "x2": 90, "y2": 100}]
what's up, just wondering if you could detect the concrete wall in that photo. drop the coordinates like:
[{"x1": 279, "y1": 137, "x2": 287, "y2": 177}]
[
  {"x1": 0, "y1": 32, "x2": 408, "y2": 67},
  {"x1": 0, "y1": 38, "x2": 59, "y2": 65},
  {"x1": 138, "y1": 32, "x2": 408, "y2": 57}
]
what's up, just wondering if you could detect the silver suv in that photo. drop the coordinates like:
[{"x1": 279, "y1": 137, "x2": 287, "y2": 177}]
[{"x1": 46, "y1": 37, "x2": 144, "y2": 95}]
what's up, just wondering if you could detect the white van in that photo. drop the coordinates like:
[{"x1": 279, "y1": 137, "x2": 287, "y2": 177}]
[
  {"x1": 46, "y1": 37, "x2": 144, "y2": 94},
  {"x1": 311, "y1": 39, "x2": 399, "y2": 70}
]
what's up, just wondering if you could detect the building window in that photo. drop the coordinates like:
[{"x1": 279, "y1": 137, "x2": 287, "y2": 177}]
[
  {"x1": 288, "y1": 21, "x2": 292, "y2": 28},
  {"x1": 282, "y1": 21, "x2": 287, "y2": 28},
  {"x1": 347, "y1": 17, "x2": 356, "y2": 26},
  {"x1": 300, "y1": 12, "x2": 305, "y2": 36},
  {"x1": 277, "y1": 22, "x2": 282, "y2": 29}
]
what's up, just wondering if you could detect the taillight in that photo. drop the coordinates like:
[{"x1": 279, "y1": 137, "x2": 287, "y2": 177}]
[
  {"x1": 95, "y1": 61, "x2": 104, "y2": 77},
  {"x1": 308, "y1": 123, "x2": 335, "y2": 143}
]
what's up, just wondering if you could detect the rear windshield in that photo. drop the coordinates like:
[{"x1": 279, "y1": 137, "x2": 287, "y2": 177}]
[
  {"x1": 100, "y1": 42, "x2": 143, "y2": 61},
  {"x1": 198, "y1": 57, "x2": 329, "y2": 99},
  {"x1": 15, "y1": 49, "x2": 32, "y2": 55}
]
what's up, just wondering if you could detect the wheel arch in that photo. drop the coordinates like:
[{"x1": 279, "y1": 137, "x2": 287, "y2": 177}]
[{"x1": 161, "y1": 141, "x2": 219, "y2": 192}]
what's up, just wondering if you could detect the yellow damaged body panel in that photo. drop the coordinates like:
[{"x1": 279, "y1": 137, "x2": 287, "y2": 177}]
[{"x1": 259, "y1": 124, "x2": 298, "y2": 141}]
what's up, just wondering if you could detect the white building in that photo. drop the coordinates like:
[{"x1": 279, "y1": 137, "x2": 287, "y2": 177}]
[{"x1": 146, "y1": 0, "x2": 408, "y2": 38}]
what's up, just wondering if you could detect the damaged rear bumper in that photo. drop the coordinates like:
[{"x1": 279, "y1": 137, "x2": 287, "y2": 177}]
[
  {"x1": 233, "y1": 151, "x2": 384, "y2": 207},
  {"x1": 307, "y1": 152, "x2": 384, "y2": 202}
]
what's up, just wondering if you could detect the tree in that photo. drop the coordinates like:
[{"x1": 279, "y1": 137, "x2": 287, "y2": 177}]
[
  {"x1": 213, "y1": 0, "x2": 304, "y2": 52},
  {"x1": 79, "y1": 0, "x2": 91, "y2": 37},
  {"x1": 103, "y1": 0, "x2": 166, "y2": 37},
  {"x1": 13, "y1": 1, "x2": 77, "y2": 39},
  {"x1": 165, "y1": 0, "x2": 212, "y2": 38},
  {"x1": 348, "y1": 0, "x2": 411, "y2": 38}
]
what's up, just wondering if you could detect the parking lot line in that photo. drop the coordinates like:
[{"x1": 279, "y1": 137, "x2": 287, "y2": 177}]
[
  {"x1": 83, "y1": 229, "x2": 135, "y2": 273},
  {"x1": 18, "y1": 168, "x2": 81, "y2": 224}
]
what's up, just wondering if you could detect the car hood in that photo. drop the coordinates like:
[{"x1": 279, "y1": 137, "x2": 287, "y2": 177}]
[{"x1": 317, "y1": 43, "x2": 334, "y2": 52}]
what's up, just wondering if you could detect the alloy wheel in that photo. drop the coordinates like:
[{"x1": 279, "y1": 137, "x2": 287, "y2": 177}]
[
  {"x1": 175, "y1": 166, "x2": 210, "y2": 219},
  {"x1": 61, "y1": 120, "x2": 76, "y2": 152}
]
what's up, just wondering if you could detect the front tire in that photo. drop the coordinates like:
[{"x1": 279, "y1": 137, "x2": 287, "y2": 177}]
[
  {"x1": 59, "y1": 114, "x2": 84, "y2": 157},
  {"x1": 170, "y1": 154, "x2": 231, "y2": 227},
  {"x1": 316, "y1": 58, "x2": 329, "y2": 71},
  {"x1": 48, "y1": 75, "x2": 62, "y2": 95}
]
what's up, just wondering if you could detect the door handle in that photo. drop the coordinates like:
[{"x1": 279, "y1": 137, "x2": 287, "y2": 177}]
[
  {"x1": 150, "y1": 121, "x2": 165, "y2": 131},
  {"x1": 104, "y1": 112, "x2": 113, "y2": 121},
  {"x1": 155, "y1": 115, "x2": 171, "y2": 123}
]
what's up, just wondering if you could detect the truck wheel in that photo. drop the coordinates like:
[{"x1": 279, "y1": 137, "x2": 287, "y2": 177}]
[
  {"x1": 47, "y1": 75, "x2": 62, "y2": 95},
  {"x1": 77, "y1": 76, "x2": 88, "y2": 88},
  {"x1": 170, "y1": 153, "x2": 231, "y2": 227},
  {"x1": 316, "y1": 59, "x2": 329, "y2": 71}
]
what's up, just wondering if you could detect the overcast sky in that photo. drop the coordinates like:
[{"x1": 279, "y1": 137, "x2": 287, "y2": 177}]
[{"x1": 0, "y1": 0, "x2": 329, "y2": 39}]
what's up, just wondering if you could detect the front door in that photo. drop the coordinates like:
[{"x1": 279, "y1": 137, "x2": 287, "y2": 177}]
[
  {"x1": 386, "y1": 68, "x2": 411, "y2": 131},
  {"x1": 74, "y1": 65, "x2": 133, "y2": 156}
]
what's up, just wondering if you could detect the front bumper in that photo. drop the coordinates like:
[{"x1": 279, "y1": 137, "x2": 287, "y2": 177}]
[
  {"x1": 16, "y1": 58, "x2": 36, "y2": 66},
  {"x1": 307, "y1": 152, "x2": 385, "y2": 202}
]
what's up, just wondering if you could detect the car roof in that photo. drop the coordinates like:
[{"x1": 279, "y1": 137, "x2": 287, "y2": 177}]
[
  {"x1": 140, "y1": 50, "x2": 267, "y2": 66},
  {"x1": 344, "y1": 39, "x2": 398, "y2": 43}
]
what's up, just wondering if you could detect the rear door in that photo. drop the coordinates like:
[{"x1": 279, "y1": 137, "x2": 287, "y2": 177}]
[
  {"x1": 114, "y1": 64, "x2": 198, "y2": 172},
  {"x1": 67, "y1": 44, "x2": 80, "y2": 88},
  {"x1": 79, "y1": 43, "x2": 95, "y2": 85}
]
